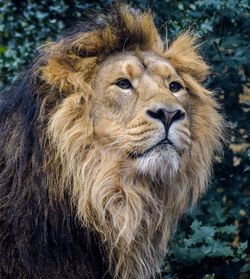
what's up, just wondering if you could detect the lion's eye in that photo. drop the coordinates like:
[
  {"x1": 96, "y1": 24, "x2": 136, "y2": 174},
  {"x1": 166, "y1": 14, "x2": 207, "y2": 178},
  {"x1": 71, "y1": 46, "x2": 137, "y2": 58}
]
[
  {"x1": 115, "y1": 78, "x2": 132, "y2": 90},
  {"x1": 169, "y1": 81, "x2": 183, "y2": 93}
]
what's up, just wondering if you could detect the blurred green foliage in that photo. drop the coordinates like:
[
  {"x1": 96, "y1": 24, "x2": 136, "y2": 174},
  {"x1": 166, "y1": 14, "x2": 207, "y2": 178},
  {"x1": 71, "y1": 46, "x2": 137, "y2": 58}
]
[{"x1": 0, "y1": 0, "x2": 249, "y2": 278}]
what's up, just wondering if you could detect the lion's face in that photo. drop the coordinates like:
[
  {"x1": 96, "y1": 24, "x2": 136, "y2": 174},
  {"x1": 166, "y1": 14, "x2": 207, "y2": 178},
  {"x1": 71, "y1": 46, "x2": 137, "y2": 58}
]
[{"x1": 92, "y1": 52, "x2": 190, "y2": 179}]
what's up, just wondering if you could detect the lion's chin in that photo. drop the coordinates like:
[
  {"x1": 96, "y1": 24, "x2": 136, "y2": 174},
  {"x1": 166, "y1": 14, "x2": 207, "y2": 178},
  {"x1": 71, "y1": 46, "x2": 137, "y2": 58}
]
[{"x1": 135, "y1": 144, "x2": 181, "y2": 181}]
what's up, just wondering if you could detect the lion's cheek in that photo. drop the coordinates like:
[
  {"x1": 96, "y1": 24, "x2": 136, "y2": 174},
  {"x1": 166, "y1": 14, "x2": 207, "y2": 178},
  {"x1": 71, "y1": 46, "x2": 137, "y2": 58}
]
[
  {"x1": 92, "y1": 115, "x2": 122, "y2": 145},
  {"x1": 168, "y1": 124, "x2": 191, "y2": 154}
]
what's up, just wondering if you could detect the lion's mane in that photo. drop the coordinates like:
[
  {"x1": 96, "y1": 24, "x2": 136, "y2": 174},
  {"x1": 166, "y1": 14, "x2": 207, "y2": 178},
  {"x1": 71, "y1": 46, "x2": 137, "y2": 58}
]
[{"x1": 0, "y1": 5, "x2": 225, "y2": 279}]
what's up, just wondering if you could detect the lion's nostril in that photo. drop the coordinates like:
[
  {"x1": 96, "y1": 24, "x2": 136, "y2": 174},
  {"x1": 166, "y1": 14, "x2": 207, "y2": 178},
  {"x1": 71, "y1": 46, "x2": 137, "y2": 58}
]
[
  {"x1": 146, "y1": 108, "x2": 185, "y2": 128},
  {"x1": 147, "y1": 109, "x2": 164, "y2": 121},
  {"x1": 172, "y1": 109, "x2": 185, "y2": 122}
]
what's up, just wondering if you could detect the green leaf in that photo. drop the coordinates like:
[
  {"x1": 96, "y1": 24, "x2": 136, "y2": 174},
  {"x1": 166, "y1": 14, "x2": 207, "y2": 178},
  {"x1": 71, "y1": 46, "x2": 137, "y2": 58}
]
[
  {"x1": 0, "y1": 45, "x2": 7, "y2": 54},
  {"x1": 240, "y1": 263, "x2": 250, "y2": 273},
  {"x1": 218, "y1": 225, "x2": 237, "y2": 235}
]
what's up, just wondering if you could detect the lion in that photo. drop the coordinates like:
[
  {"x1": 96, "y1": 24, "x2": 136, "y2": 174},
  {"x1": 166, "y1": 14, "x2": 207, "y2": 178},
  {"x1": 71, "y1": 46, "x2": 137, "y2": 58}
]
[{"x1": 0, "y1": 5, "x2": 225, "y2": 279}]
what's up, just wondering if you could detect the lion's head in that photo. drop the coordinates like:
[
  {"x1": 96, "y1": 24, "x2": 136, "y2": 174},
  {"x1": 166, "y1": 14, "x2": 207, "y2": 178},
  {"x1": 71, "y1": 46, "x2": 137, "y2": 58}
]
[{"x1": 29, "y1": 5, "x2": 224, "y2": 279}]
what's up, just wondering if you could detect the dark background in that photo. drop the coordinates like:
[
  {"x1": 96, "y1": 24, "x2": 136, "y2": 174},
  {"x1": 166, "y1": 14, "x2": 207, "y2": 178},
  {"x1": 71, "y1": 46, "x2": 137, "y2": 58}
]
[{"x1": 0, "y1": 1, "x2": 249, "y2": 278}]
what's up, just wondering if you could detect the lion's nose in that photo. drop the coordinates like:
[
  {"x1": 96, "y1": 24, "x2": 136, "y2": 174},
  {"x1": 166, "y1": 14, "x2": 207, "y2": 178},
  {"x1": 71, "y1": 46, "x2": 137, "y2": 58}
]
[{"x1": 146, "y1": 108, "x2": 185, "y2": 129}]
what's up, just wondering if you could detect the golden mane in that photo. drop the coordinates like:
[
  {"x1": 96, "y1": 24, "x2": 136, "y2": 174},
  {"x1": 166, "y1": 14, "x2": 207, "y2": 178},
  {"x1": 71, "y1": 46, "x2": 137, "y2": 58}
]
[{"x1": 0, "y1": 5, "x2": 225, "y2": 279}]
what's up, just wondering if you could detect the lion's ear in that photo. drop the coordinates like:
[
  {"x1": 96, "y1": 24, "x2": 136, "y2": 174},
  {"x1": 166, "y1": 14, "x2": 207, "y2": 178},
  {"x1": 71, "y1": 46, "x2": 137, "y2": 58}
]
[
  {"x1": 165, "y1": 33, "x2": 209, "y2": 82},
  {"x1": 40, "y1": 54, "x2": 97, "y2": 93}
]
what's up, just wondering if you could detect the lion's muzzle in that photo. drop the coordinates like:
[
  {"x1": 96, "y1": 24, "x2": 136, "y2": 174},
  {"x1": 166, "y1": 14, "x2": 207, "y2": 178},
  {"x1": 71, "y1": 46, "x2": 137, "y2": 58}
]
[{"x1": 146, "y1": 105, "x2": 186, "y2": 137}]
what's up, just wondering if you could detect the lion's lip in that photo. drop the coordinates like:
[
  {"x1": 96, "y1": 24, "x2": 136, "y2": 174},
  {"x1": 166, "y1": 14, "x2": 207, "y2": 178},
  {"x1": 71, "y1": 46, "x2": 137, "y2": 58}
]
[{"x1": 129, "y1": 138, "x2": 175, "y2": 159}]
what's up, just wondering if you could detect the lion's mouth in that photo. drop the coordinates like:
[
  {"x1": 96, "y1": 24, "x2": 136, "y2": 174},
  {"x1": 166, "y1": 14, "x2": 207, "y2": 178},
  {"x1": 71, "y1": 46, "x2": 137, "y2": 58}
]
[{"x1": 129, "y1": 138, "x2": 176, "y2": 159}]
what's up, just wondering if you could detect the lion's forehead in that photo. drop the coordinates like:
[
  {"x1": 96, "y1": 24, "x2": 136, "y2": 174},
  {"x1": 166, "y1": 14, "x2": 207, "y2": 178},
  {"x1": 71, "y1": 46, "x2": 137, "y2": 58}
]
[{"x1": 98, "y1": 51, "x2": 179, "y2": 82}]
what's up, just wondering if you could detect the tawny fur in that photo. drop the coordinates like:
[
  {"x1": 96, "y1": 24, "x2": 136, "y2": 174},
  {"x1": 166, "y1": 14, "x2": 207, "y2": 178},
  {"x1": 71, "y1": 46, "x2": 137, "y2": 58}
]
[{"x1": 0, "y1": 5, "x2": 225, "y2": 279}]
